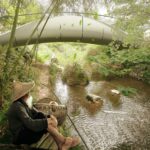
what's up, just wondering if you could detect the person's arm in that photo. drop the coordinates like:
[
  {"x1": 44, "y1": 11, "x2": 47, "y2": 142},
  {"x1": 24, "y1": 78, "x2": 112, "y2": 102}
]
[
  {"x1": 32, "y1": 106, "x2": 51, "y2": 118},
  {"x1": 15, "y1": 102, "x2": 48, "y2": 132},
  {"x1": 31, "y1": 106, "x2": 44, "y2": 116}
]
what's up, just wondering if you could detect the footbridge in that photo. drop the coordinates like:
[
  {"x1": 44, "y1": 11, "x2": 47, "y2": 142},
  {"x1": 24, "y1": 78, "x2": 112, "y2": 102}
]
[{"x1": 0, "y1": 15, "x2": 125, "y2": 46}]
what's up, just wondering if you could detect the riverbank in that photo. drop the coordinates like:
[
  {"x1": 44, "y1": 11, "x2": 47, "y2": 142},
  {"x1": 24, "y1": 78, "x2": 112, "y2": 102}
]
[{"x1": 85, "y1": 46, "x2": 150, "y2": 84}]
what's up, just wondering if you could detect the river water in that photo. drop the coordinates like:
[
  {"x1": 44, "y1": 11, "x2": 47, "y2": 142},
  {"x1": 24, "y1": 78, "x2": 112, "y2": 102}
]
[{"x1": 54, "y1": 77, "x2": 150, "y2": 150}]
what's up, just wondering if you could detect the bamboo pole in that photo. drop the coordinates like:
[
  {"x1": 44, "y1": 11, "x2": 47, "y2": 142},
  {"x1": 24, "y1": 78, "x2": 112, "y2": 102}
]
[{"x1": 1, "y1": 0, "x2": 22, "y2": 107}]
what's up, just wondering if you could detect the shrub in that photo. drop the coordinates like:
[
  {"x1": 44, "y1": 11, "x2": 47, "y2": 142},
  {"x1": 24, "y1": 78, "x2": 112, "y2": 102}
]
[
  {"x1": 0, "y1": 45, "x2": 37, "y2": 142},
  {"x1": 85, "y1": 45, "x2": 150, "y2": 83},
  {"x1": 117, "y1": 86, "x2": 137, "y2": 97},
  {"x1": 62, "y1": 63, "x2": 89, "y2": 86}
]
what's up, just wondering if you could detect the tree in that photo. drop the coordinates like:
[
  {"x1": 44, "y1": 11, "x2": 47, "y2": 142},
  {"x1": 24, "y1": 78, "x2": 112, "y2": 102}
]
[
  {"x1": 40, "y1": 0, "x2": 106, "y2": 20},
  {"x1": 42, "y1": 0, "x2": 98, "y2": 12},
  {"x1": 0, "y1": 0, "x2": 42, "y2": 32},
  {"x1": 105, "y1": 0, "x2": 150, "y2": 47}
]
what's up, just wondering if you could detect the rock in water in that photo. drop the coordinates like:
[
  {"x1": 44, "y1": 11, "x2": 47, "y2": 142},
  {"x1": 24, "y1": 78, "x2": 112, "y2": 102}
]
[
  {"x1": 86, "y1": 93, "x2": 103, "y2": 105},
  {"x1": 108, "y1": 89, "x2": 121, "y2": 104}
]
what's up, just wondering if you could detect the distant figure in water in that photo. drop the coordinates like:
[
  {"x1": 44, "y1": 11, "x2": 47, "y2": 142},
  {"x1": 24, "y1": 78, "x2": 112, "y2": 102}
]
[
  {"x1": 7, "y1": 81, "x2": 80, "y2": 150},
  {"x1": 86, "y1": 93, "x2": 103, "y2": 105}
]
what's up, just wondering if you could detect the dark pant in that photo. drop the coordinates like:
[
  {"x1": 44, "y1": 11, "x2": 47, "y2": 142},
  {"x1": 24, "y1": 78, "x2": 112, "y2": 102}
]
[{"x1": 14, "y1": 113, "x2": 47, "y2": 145}]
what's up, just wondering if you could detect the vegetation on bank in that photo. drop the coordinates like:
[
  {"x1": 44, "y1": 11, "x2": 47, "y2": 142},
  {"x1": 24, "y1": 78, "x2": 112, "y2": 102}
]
[
  {"x1": 38, "y1": 43, "x2": 150, "y2": 84},
  {"x1": 62, "y1": 63, "x2": 89, "y2": 86},
  {"x1": 117, "y1": 86, "x2": 137, "y2": 97},
  {"x1": 0, "y1": 46, "x2": 37, "y2": 143},
  {"x1": 85, "y1": 46, "x2": 150, "y2": 84}
]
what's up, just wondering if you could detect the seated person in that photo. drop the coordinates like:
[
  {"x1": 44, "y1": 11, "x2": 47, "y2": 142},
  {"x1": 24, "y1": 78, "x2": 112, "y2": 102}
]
[{"x1": 7, "y1": 81, "x2": 80, "y2": 150}]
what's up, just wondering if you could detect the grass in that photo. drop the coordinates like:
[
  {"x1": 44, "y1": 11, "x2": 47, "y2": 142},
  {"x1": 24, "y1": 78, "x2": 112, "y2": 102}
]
[
  {"x1": 70, "y1": 145, "x2": 84, "y2": 150},
  {"x1": 117, "y1": 86, "x2": 137, "y2": 97}
]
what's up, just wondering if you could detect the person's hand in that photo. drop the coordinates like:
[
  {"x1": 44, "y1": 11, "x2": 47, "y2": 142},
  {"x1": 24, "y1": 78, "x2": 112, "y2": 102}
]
[
  {"x1": 50, "y1": 115, "x2": 58, "y2": 127},
  {"x1": 47, "y1": 115, "x2": 58, "y2": 128}
]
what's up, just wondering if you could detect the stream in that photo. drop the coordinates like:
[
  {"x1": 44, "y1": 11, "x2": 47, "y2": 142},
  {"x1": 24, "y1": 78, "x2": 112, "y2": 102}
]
[{"x1": 54, "y1": 77, "x2": 150, "y2": 150}]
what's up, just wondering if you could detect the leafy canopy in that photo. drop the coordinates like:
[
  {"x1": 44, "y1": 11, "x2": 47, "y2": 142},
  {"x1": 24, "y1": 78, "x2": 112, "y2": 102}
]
[
  {"x1": 0, "y1": 0, "x2": 42, "y2": 31},
  {"x1": 105, "y1": 0, "x2": 150, "y2": 47}
]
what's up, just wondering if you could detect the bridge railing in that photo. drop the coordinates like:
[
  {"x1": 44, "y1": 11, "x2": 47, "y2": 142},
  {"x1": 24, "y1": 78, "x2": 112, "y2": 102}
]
[{"x1": 0, "y1": 11, "x2": 115, "y2": 26}]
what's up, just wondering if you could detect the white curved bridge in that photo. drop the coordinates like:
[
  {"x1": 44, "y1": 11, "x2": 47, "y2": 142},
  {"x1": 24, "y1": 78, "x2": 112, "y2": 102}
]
[{"x1": 0, "y1": 15, "x2": 124, "y2": 46}]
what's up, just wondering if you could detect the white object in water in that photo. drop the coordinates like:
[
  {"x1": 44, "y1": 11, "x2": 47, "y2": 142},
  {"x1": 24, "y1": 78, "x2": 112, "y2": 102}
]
[{"x1": 111, "y1": 89, "x2": 120, "y2": 95}]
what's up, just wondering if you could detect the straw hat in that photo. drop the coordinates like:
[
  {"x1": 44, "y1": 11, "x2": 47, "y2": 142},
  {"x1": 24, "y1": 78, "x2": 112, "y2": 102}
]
[{"x1": 13, "y1": 80, "x2": 35, "y2": 102}]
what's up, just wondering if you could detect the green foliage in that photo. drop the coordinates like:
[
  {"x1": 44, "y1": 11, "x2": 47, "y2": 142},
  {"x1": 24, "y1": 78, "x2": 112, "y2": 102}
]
[
  {"x1": 59, "y1": 125, "x2": 70, "y2": 137},
  {"x1": 87, "y1": 56, "x2": 99, "y2": 63},
  {"x1": 49, "y1": 43, "x2": 88, "y2": 66},
  {"x1": 73, "y1": 53, "x2": 77, "y2": 61},
  {"x1": 36, "y1": 44, "x2": 53, "y2": 63},
  {"x1": 0, "y1": 46, "x2": 36, "y2": 82},
  {"x1": 0, "y1": 45, "x2": 37, "y2": 141},
  {"x1": 79, "y1": 19, "x2": 83, "y2": 26},
  {"x1": 0, "y1": 103, "x2": 8, "y2": 124},
  {"x1": 111, "y1": 48, "x2": 150, "y2": 68},
  {"x1": 143, "y1": 70, "x2": 150, "y2": 84},
  {"x1": 46, "y1": 0, "x2": 99, "y2": 16},
  {"x1": 93, "y1": 11, "x2": 99, "y2": 20},
  {"x1": 0, "y1": 100, "x2": 12, "y2": 143},
  {"x1": 49, "y1": 63, "x2": 59, "y2": 84},
  {"x1": 117, "y1": 86, "x2": 137, "y2": 97},
  {"x1": 63, "y1": 62, "x2": 89, "y2": 85},
  {"x1": 70, "y1": 145, "x2": 84, "y2": 150},
  {"x1": 0, "y1": 0, "x2": 42, "y2": 31},
  {"x1": 106, "y1": 0, "x2": 150, "y2": 46},
  {"x1": 85, "y1": 45, "x2": 150, "y2": 83}
]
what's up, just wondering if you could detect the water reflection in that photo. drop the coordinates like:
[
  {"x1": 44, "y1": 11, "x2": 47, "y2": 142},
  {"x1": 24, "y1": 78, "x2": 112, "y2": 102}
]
[
  {"x1": 55, "y1": 78, "x2": 104, "y2": 115},
  {"x1": 55, "y1": 78, "x2": 69, "y2": 104}
]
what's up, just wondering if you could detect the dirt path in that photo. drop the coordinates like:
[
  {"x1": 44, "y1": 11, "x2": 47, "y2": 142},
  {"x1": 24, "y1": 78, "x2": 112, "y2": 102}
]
[{"x1": 33, "y1": 63, "x2": 56, "y2": 102}]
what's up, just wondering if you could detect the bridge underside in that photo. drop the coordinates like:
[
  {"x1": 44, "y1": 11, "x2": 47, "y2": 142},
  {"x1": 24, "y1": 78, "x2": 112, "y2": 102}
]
[{"x1": 0, "y1": 16, "x2": 124, "y2": 46}]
